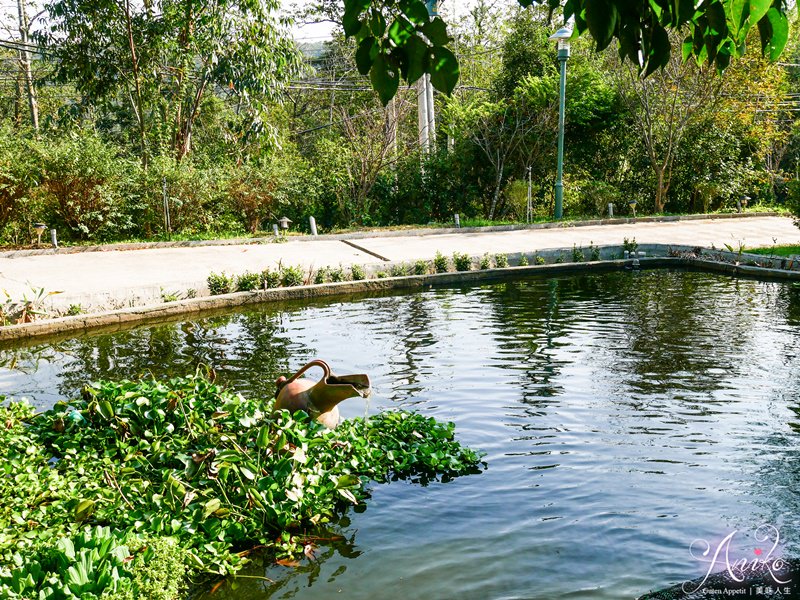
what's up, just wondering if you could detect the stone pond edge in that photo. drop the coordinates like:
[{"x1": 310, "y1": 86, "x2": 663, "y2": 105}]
[{"x1": 2, "y1": 243, "x2": 798, "y2": 342}]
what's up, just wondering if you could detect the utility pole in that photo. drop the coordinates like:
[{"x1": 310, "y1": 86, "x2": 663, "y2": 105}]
[
  {"x1": 16, "y1": 0, "x2": 39, "y2": 133},
  {"x1": 418, "y1": 0, "x2": 441, "y2": 154}
]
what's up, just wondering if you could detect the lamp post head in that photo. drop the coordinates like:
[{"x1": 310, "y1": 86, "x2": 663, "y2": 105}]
[
  {"x1": 278, "y1": 216, "x2": 292, "y2": 230},
  {"x1": 549, "y1": 25, "x2": 572, "y2": 57}
]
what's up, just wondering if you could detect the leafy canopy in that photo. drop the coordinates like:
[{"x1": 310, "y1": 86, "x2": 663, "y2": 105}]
[{"x1": 343, "y1": 0, "x2": 791, "y2": 103}]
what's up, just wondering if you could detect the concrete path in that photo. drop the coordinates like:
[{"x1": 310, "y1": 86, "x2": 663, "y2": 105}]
[{"x1": 2, "y1": 215, "x2": 798, "y2": 311}]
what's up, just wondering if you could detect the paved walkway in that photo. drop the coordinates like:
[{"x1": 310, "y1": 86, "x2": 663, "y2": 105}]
[{"x1": 2, "y1": 215, "x2": 799, "y2": 311}]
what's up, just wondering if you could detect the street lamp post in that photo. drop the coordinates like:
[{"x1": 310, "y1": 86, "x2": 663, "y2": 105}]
[{"x1": 549, "y1": 25, "x2": 572, "y2": 220}]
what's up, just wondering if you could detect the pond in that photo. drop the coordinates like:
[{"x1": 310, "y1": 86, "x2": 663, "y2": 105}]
[{"x1": 3, "y1": 269, "x2": 800, "y2": 599}]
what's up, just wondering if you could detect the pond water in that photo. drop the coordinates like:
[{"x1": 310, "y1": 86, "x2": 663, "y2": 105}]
[{"x1": 3, "y1": 269, "x2": 800, "y2": 599}]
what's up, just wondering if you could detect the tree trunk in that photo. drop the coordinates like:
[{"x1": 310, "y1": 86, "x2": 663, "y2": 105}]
[
  {"x1": 16, "y1": 0, "x2": 39, "y2": 133},
  {"x1": 488, "y1": 162, "x2": 503, "y2": 220},
  {"x1": 654, "y1": 167, "x2": 667, "y2": 213}
]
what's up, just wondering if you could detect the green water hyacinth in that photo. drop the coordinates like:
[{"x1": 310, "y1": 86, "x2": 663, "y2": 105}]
[{"x1": 0, "y1": 373, "x2": 483, "y2": 598}]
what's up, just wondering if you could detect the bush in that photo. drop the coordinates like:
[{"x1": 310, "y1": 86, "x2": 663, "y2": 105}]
[
  {"x1": 313, "y1": 267, "x2": 328, "y2": 285},
  {"x1": 589, "y1": 243, "x2": 601, "y2": 261},
  {"x1": 495, "y1": 253, "x2": 509, "y2": 268},
  {"x1": 434, "y1": 252, "x2": 449, "y2": 273},
  {"x1": 535, "y1": 255, "x2": 546, "y2": 265},
  {"x1": 0, "y1": 127, "x2": 41, "y2": 243},
  {"x1": 39, "y1": 131, "x2": 137, "y2": 241},
  {"x1": 351, "y1": 264, "x2": 366, "y2": 281},
  {"x1": 390, "y1": 263, "x2": 408, "y2": 277},
  {"x1": 413, "y1": 260, "x2": 429, "y2": 275},
  {"x1": 519, "y1": 254, "x2": 529, "y2": 266},
  {"x1": 329, "y1": 266, "x2": 346, "y2": 282},
  {"x1": 572, "y1": 245, "x2": 585, "y2": 262},
  {"x1": 235, "y1": 271, "x2": 261, "y2": 292},
  {"x1": 479, "y1": 254, "x2": 491, "y2": 270},
  {"x1": 207, "y1": 272, "x2": 233, "y2": 295},
  {"x1": 453, "y1": 252, "x2": 472, "y2": 271},
  {"x1": 261, "y1": 269, "x2": 281, "y2": 289},
  {"x1": 280, "y1": 265, "x2": 305, "y2": 287}
]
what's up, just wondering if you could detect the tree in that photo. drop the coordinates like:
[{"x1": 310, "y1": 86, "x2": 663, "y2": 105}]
[
  {"x1": 613, "y1": 36, "x2": 722, "y2": 213},
  {"x1": 37, "y1": 0, "x2": 303, "y2": 165},
  {"x1": 342, "y1": 0, "x2": 791, "y2": 104}
]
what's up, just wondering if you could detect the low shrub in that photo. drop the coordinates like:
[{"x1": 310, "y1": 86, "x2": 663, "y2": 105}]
[
  {"x1": 207, "y1": 272, "x2": 233, "y2": 295},
  {"x1": 479, "y1": 254, "x2": 491, "y2": 270},
  {"x1": 434, "y1": 252, "x2": 449, "y2": 273},
  {"x1": 413, "y1": 260, "x2": 429, "y2": 275},
  {"x1": 235, "y1": 271, "x2": 261, "y2": 292},
  {"x1": 280, "y1": 265, "x2": 305, "y2": 287},
  {"x1": 261, "y1": 269, "x2": 281, "y2": 289},
  {"x1": 519, "y1": 254, "x2": 529, "y2": 266},
  {"x1": 351, "y1": 264, "x2": 366, "y2": 281},
  {"x1": 494, "y1": 254, "x2": 508, "y2": 268},
  {"x1": 453, "y1": 252, "x2": 471, "y2": 271}
]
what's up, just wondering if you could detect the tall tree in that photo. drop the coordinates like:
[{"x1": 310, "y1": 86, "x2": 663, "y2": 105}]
[
  {"x1": 38, "y1": 0, "x2": 303, "y2": 164},
  {"x1": 614, "y1": 37, "x2": 721, "y2": 213}
]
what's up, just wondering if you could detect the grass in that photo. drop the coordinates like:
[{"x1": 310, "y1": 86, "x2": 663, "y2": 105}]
[{"x1": 745, "y1": 245, "x2": 800, "y2": 257}]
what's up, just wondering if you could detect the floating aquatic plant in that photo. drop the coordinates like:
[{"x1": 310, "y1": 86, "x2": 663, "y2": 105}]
[{"x1": 0, "y1": 372, "x2": 483, "y2": 598}]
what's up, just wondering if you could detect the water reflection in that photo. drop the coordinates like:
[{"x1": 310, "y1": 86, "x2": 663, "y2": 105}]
[{"x1": 3, "y1": 269, "x2": 800, "y2": 599}]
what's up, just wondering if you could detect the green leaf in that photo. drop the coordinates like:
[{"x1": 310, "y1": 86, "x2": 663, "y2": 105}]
[
  {"x1": 74, "y1": 499, "x2": 95, "y2": 523},
  {"x1": 370, "y1": 54, "x2": 399, "y2": 106},
  {"x1": 398, "y1": 0, "x2": 429, "y2": 24},
  {"x1": 422, "y1": 17, "x2": 449, "y2": 46},
  {"x1": 585, "y1": 0, "x2": 617, "y2": 51},
  {"x1": 256, "y1": 424, "x2": 271, "y2": 449},
  {"x1": 388, "y1": 16, "x2": 415, "y2": 46},
  {"x1": 764, "y1": 8, "x2": 788, "y2": 61},
  {"x1": 335, "y1": 474, "x2": 360, "y2": 489},
  {"x1": 370, "y1": 9, "x2": 387, "y2": 37},
  {"x1": 749, "y1": 0, "x2": 771, "y2": 25},
  {"x1": 97, "y1": 400, "x2": 114, "y2": 420},
  {"x1": 429, "y1": 46, "x2": 459, "y2": 95},
  {"x1": 343, "y1": 7, "x2": 365, "y2": 37},
  {"x1": 725, "y1": 0, "x2": 748, "y2": 36},
  {"x1": 404, "y1": 36, "x2": 429, "y2": 83},
  {"x1": 203, "y1": 498, "x2": 222, "y2": 519}
]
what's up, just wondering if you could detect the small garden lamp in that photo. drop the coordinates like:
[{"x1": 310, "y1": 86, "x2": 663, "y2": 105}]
[
  {"x1": 33, "y1": 223, "x2": 47, "y2": 246},
  {"x1": 737, "y1": 195, "x2": 750, "y2": 213},
  {"x1": 278, "y1": 216, "x2": 292, "y2": 235},
  {"x1": 628, "y1": 199, "x2": 637, "y2": 219},
  {"x1": 549, "y1": 23, "x2": 572, "y2": 220}
]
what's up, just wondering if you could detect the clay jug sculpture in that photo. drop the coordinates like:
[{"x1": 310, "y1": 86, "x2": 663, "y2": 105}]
[{"x1": 274, "y1": 359, "x2": 371, "y2": 429}]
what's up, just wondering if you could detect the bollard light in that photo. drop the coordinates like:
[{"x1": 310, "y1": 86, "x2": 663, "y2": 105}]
[
  {"x1": 278, "y1": 216, "x2": 292, "y2": 236},
  {"x1": 33, "y1": 223, "x2": 47, "y2": 246}
]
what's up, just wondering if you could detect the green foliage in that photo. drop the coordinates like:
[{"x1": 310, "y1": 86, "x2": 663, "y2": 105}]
[
  {"x1": 329, "y1": 266, "x2": 346, "y2": 282},
  {"x1": 413, "y1": 260, "x2": 430, "y2": 275},
  {"x1": 535, "y1": 255, "x2": 546, "y2": 265},
  {"x1": 351, "y1": 264, "x2": 367, "y2": 281},
  {"x1": 433, "y1": 252, "x2": 449, "y2": 273},
  {"x1": 589, "y1": 243, "x2": 601, "y2": 261},
  {"x1": 66, "y1": 304, "x2": 83, "y2": 316},
  {"x1": 261, "y1": 269, "x2": 281, "y2": 289},
  {"x1": 207, "y1": 272, "x2": 233, "y2": 296},
  {"x1": 519, "y1": 254, "x2": 529, "y2": 266},
  {"x1": 280, "y1": 265, "x2": 305, "y2": 287},
  {"x1": 39, "y1": 132, "x2": 136, "y2": 241},
  {"x1": 389, "y1": 263, "x2": 408, "y2": 277},
  {"x1": 479, "y1": 254, "x2": 491, "y2": 270},
  {"x1": 0, "y1": 375, "x2": 482, "y2": 593},
  {"x1": 572, "y1": 245, "x2": 586, "y2": 262},
  {"x1": 453, "y1": 252, "x2": 472, "y2": 272},
  {"x1": 313, "y1": 267, "x2": 329, "y2": 285},
  {"x1": 235, "y1": 271, "x2": 262, "y2": 292},
  {"x1": 623, "y1": 237, "x2": 639, "y2": 254},
  {"x1": 0, "y1": 287, "x2": 60, "y2": 326},
  {"x1": 495, "y1": 253, "x2": 509, "y2": 268}
]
